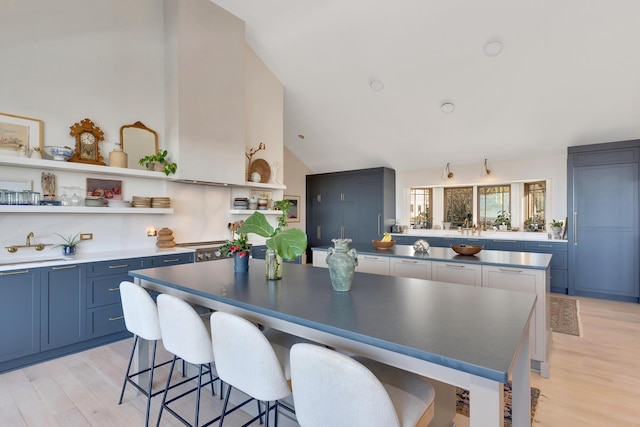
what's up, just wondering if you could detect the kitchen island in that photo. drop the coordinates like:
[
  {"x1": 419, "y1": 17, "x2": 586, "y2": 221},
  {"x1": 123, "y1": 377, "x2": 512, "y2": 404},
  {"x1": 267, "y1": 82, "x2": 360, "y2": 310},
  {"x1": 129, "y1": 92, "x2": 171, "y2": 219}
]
[
  {"x1": 130, "y1": 259, "x2": 535, "y2": 427},
  {"x1": 313, "y1": 244, "x2": 552, "y2": 377}
]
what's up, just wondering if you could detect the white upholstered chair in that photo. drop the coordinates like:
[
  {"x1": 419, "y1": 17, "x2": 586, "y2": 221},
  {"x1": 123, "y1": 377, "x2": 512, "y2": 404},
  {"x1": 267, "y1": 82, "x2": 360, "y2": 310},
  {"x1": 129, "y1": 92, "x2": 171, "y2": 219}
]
[
  {"x1": 156, "y1": 293, "x2": 220, "y2": 427},
  {"x1": 209, "y1": 311, "x2": 297, "y2": 426},
  {"x1": 290, "y1": 343, "x2": 436, "y2": 427},
  {"x1": 118, "y1": 281, "x2": 170, "y2": 427}
]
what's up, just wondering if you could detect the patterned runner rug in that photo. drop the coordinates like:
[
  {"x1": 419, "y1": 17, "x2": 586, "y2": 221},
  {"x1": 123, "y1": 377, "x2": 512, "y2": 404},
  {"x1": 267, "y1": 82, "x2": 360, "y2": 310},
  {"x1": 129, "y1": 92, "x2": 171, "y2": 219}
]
[
  {"x1": 456, "y1": 383, "x2": 540, "y2": 427},
  {"x1": 550, "y1": 295, "x2": 582, "y2": 336}
]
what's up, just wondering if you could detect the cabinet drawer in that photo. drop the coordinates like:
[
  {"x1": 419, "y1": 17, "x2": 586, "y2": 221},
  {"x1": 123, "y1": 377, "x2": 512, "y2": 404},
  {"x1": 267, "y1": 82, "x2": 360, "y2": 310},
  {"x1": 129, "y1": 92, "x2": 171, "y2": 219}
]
[
  {"x1": 392, "y1": 236, "x2": 414, "y2": 245},
  {"x1": 252, "y1": 245, "x2": 268, "y2": 260},
  {"x1": 485, "y1": 240, "x2": 522, "y2": 251},
  {"x1": 431, "y1": 261, "x2": 482, "y2": 286},
  {"x1": 88, "y1": 258, "x2": 144, "y2": 277},
  {"x1": 523, "y1": 241, "x2": 567, "y2": 252},
  {"x1": 550, "y1": 268, "x2": 567, "y2": 289},
  {"x1": 390, "y1": 258, "x2": 431, "y2": 280},
  {"x1": 522, "y1": 243, "x2": 567, "y2": 269},
  {"x1": 87, "y1": 274, "x2": 127, "y2": 308},
  {"x1": 151, "y1": 253, "x2": 194, "y2": 267},
  {"x1": 88, "y1": 304, "x2": 127, "y2": 338}
]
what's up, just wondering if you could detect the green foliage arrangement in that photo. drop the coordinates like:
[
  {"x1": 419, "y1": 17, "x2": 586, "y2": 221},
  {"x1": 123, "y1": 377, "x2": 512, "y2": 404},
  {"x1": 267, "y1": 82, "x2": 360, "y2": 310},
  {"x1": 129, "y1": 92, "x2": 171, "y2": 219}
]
[
  {"x1": 138, "y1": 150, "x2": 178, "y2": 175},
  {"x1": 54, "y1": 233, "x2": 82, "y2": 247}
]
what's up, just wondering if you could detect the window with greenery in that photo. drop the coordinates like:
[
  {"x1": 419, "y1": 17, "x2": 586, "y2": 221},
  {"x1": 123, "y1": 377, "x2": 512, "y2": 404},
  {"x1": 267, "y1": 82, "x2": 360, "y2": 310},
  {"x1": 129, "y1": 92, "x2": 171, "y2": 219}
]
[
  {"x1": 443, "y1": 187, "x2": 473, "y2": 228},
  {"x1": 410, "y1": 188, "x2": 432, "y2": 229},
  {"x1": 524, "y1": 181, "x2": 546, "y2": 231},
  {"x1": 478, "y1": 185, "x2": 511, "y2": 229}
]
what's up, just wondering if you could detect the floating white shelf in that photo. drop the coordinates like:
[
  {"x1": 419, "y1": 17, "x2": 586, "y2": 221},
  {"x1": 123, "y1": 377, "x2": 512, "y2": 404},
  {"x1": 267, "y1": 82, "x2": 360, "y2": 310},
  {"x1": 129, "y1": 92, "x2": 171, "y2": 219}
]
[
  {"x1": 229, "y1": 209, "x2": 281, "y2": 215},
  {"x1": 0, "y1": 206, "x2": 173, "y2": 214},
  {"x1": 242, "y1": 181, "x2": 286, "y2": 190}
]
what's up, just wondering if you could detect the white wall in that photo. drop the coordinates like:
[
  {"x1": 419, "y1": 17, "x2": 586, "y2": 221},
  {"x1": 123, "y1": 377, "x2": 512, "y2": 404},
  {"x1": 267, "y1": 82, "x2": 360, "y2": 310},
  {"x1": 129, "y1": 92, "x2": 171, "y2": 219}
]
[
  {"x1": 396, "y1": 153, "x2": 567, "y2": 229},
  {"x1": 0, "y1": 0, "x2": 286, "y2": 257}
]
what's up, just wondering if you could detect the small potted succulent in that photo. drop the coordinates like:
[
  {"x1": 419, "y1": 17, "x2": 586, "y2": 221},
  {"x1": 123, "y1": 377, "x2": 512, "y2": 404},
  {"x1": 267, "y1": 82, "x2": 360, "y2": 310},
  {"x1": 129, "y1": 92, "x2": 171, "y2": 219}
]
[
  {"x1": 138, "y1": 150, "x2": 178, "y2": 175},
  {"x1": 54, "y1": 232, "x2": 82, "y2": 256}
]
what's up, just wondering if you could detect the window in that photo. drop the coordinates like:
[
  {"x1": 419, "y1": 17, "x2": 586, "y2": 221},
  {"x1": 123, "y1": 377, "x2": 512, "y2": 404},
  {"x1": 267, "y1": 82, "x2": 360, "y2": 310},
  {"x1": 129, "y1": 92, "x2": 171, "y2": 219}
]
[
  {"x1": 524, "y1": 181, "x2": 546, "y2": 231},
  {"x1": 443, "y1": 187, "x2": 473, "y2": 228},
  {"x1": 478, "y1": 185, "x2": 511, "y2": 229},
  {"x1": 409, "y1": 188, "x2": 432, "y2": 229}
]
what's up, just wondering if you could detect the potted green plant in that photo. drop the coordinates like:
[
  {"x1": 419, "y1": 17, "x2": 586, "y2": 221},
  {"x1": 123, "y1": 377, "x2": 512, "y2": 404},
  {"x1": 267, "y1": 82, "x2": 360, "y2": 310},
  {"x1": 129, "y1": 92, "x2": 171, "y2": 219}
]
[
  {"x1": 494, "y1": 210, "x2": 511, "y2": 230},
  {"x1": 54, "y1": 232, "x2": 82, "y2": 256},
  {"x1": 138, "y1": 150, "x2": 178, "y2": 175},
  {"x1": 218, "y1": 233, "x2": 251, "y2": 272},
  {"x1": 550, "y1": 219, "x2": 564, "y2": 239},
  {"x1": 236, "y1": 199, "x2": 307, "y2": 279}
]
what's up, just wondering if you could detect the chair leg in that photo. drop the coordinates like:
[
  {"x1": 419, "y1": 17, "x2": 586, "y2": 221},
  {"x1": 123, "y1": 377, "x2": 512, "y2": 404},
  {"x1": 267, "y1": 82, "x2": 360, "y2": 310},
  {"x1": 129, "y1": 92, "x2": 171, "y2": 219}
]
[
  {"x1": 265, "y1": 401, "x2": 270, "y2": 427},
  {"x1": 257, "y1": 401, "x2": 263, "y2": 424},
  {"x1": 156, "y1": 355, "x2": 177, "y2": 427},
  {"x1": 208, "y1": 363, "x2": 215, "y2": 396},
  {"x1": 144, "y1": 340, "x2": 158, "y2": 427},
  {"x1": 218, "y1": 382, "x2": 232, "y2": 426},
  {"x1": 118, "y1": 335, "x2": 138, "y2": 405}
]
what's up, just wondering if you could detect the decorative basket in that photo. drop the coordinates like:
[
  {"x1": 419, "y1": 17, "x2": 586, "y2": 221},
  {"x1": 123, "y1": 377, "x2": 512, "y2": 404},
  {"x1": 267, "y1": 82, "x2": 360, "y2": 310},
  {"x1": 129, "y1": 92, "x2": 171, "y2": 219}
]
[{"x1": 450, "y1": 244, "x2": 483, "y2": 256}]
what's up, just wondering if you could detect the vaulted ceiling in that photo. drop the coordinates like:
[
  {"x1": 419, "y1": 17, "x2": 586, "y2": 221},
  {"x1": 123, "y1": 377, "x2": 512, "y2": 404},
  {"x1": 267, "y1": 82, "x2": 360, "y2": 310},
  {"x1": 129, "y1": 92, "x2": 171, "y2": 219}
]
[{"x1": 212, "y1": 0, "x2": 640, "y2": 173}]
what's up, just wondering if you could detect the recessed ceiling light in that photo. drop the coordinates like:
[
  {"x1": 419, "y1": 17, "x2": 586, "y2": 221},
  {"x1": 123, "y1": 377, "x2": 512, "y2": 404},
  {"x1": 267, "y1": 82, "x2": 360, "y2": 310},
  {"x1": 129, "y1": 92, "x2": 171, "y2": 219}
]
[
  {"x1": 484, "y1": 40, "x2": 503, "y2": 57},
  {"x1": 440, "y1": 102, "x2": 455, "y2": 113},
  {"x1": 369, "y1": 79, "x2": 384, "y2": 91}
]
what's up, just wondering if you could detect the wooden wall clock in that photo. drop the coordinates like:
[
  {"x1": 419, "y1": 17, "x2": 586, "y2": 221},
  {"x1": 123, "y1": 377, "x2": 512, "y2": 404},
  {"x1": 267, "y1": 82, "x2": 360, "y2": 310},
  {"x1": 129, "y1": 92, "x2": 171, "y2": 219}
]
[{"x1": 69, "y1": 118, "x2": 105, "y2": 165}]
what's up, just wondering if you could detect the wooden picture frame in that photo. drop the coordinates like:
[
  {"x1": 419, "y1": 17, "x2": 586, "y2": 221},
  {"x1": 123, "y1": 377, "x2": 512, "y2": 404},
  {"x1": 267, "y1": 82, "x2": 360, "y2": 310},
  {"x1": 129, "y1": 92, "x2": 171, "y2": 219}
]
[
  {"x1": 86, "y1": 178, "x2": 123, "y2": 202},
  {"x1": 284, "y1": 195, "x2": 300, "y2": 222},
  {"x1": 0, "y1": 112, "x2": 43, "y2": 154}
]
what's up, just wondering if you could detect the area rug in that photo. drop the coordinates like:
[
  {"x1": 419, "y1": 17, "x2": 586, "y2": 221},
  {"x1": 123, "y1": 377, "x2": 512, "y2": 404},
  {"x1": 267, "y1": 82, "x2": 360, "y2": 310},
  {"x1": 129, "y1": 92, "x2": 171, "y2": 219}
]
[
  {"x1": 456, "y1": 383, "x2": 540, "y2": 427},
  {"x1": 550, "y1": 295, "x2": 582, "y2": 336}
]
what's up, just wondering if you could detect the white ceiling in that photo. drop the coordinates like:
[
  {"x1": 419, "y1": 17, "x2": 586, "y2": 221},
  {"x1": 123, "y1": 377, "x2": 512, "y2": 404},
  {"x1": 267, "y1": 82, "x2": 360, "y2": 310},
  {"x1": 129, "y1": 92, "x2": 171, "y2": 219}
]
[{"x1": 212, "y1": 0, "x2": 640, "y2": 174}]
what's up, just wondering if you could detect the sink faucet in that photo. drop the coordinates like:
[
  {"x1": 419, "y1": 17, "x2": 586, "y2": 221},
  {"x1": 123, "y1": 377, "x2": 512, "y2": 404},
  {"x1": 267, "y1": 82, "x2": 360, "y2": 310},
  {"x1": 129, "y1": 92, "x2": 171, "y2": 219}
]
[{"x1": 26, "y1": 232, "x2": 34, "y2": 246}]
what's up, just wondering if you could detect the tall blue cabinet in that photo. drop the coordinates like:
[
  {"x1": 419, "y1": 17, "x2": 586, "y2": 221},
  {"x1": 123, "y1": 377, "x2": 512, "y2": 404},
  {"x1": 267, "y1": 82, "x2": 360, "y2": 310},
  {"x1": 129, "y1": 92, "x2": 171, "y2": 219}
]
[
  {"x1": 306, "y1": 167, "x2": 395, "y2": 260},
  {"x1": 568, "y1": 140, "x2": 640, "y2": 303}
]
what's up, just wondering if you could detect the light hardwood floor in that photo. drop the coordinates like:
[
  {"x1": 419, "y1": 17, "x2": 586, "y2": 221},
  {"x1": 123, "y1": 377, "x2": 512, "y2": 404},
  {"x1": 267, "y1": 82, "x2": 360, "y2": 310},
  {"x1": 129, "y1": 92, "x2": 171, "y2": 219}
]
[{"x1": 1, "y1": 296, "x2": 639, "y2": 426}]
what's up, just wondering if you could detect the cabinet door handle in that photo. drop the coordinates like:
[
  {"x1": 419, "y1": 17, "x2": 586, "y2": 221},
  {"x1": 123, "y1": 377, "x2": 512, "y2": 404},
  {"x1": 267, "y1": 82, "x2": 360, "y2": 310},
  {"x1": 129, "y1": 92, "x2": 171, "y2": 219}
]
[
  {"x1": 573, "y1": 212, "x2": 578, "y2": 245},
  {"x1": 316, "y1": 194, "x2": 321, "y2": 203},
  {"x1": 377, "y1": 213, "x2": 381, "y2": 235},
  {"x1": 445, "y1": 263, "x2": 465, "y2": 268},
  {"x1": 401, "y1": 259, "x2": 418, "y2": 264},
  {"x1": 108, "y1": 316, "x2": 124, "y2": 321},
  {"x1": 340, "y1": 226, "x2": 344, "y2": 239},
  {"x1": 108, "y1": 287, "x2": 121, "y2": 292},
  {"x1": 536, "y1": 244, "x2": 553, "y2": 248},
  {"x1": 163, "y1": 258, "x2": 180, "y2": 263},
  {"x1": 498, "y1": 268, "x2": 523, "y2": 273},
  {"x1": 363, "y1": 256, "x2": 379, "y2": 260},
  {"x1": 0, "y1": 269, "x2": 29, "y2": 276},
  {"x1": 494, "y1": 240, "x2": 517, "y2": 243},
  {"x1": 52, "y1": 264, "x2": 78, "y2": 270},
  {"x1": 108, "y1": 264, "x2": 129, "y2": 269},
  {"x1": 317, "y1": 226, "x2": 321, "y2": 240},
  {"x1": 341, "y1": 193, "x2": 344, "y2": 201}
]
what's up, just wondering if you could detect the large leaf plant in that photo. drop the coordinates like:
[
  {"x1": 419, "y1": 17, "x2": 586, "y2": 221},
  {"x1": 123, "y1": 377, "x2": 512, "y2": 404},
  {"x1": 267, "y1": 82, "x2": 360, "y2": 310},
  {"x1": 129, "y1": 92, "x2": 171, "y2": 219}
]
[{"x1": 236, "y1": 199, "x2": 307, "y2": 260}]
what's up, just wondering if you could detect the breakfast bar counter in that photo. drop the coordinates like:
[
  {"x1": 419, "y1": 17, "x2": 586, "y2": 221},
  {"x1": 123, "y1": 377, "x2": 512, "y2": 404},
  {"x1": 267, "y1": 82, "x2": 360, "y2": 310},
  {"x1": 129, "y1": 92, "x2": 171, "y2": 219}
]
[{"x1": 130, "y1": 259, "x2": 535, "y2": 427}]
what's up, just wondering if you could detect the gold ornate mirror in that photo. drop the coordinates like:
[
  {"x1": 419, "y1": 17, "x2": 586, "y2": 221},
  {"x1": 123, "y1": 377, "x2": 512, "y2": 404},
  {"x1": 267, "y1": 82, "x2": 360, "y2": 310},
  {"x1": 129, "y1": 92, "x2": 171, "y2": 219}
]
[{"x1": 120, "y1": 121, "x2": 158, "y2": 170}]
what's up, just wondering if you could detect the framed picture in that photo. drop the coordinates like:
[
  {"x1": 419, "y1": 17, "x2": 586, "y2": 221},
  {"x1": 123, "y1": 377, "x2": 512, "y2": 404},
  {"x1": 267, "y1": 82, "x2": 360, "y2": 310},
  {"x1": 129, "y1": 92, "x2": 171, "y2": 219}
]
[
  {"x1": 284, "y1": 195, "x2": 300, "y2": 222},
  {"x1": 0, "y1": 112, "x2": 43, "y2": 153},
  {"x1": 86, "y1": 178, "x2": 123, "y2": 201},
  {"x1": 249, "y1": 189, "x2": 272, "y2": 208}
]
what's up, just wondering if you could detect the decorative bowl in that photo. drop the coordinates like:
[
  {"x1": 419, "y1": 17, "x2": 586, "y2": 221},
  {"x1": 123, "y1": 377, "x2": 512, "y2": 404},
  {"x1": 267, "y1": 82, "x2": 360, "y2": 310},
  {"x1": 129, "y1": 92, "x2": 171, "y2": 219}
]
[
  {"x1": 43, "y1": 146, "x2": 75, "y2": 161},
  {"x1": 372, "y1": 240, "x2": 395, "y2": 250},
  {"x1": 450, "y1": 244, "x2": 483, "y2": 256}
]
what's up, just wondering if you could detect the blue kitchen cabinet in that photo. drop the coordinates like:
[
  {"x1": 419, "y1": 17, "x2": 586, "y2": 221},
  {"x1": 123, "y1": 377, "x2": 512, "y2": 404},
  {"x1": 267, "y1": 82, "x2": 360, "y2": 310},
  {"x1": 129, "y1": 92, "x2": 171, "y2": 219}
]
[
  {"x1": 306, "y1": 168, "x2": 395, "y2": 261},
  {"x1": 150, "y1": 252, "x2": 194, "y2": 267},
  {"x1": 0, "y1": 267, "x2": 41, "y2": 363},
  {"x1": 40, "y1": 263, "x2": 87, "y2": 351},
  {"x1": 522, "y1": 241, "x2": 568, "y2": 294},
  {"x1": 86, "y1": 257, "x2": 146, "y2": 338},
  {"x1": 485, "y1": 239, "x2": 522, "y2": 251},
  {"x1": 568, "y1": 141, "x2": 640, "y2": 302}
]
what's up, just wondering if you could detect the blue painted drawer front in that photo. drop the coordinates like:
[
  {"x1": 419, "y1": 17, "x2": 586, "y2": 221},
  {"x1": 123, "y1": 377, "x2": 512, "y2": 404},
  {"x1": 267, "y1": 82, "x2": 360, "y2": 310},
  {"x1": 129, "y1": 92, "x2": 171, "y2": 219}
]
[
  {"x1": 151, "y1": 253, "x2": 194, "y2": 267},
  {"x1": 88, "y1": 258, "x2": 145, "y2": 277},
  {"x1": 551, "y1": 269, "x2": 567, "y2": 290},
  {"x1": 522, "y1": 243, "x2": 568, "y2": 269},
  {"x1": 485, "y1": 239, "x2": 523, "y2": 251},
  {"x1": 87, "y1": 274, "x2": 128, "y2": 308},
  {"x1": 393, "y1": 236, "x2": 414, "y2": 245},
  {"x1": 87, "y1": 304, "x2": 126, "y2": 338}
]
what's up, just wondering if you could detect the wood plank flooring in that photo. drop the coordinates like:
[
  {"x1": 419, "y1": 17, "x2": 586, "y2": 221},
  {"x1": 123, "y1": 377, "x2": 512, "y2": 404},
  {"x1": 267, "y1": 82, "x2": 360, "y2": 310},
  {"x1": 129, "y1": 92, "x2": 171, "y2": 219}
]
[{"x1": 1, "y1": 296, "x2": 639, "y2": 426}]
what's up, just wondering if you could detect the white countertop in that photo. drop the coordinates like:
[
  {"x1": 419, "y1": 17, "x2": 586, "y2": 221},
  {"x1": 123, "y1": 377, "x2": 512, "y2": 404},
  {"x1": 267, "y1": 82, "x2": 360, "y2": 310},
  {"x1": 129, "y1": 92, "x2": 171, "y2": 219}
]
[
  {"x1": 0, "y1": 247, "x2": 195, "y2": 272},
  {"x1": 391, "y1": 229, "x2": 567, "y2": 242}
]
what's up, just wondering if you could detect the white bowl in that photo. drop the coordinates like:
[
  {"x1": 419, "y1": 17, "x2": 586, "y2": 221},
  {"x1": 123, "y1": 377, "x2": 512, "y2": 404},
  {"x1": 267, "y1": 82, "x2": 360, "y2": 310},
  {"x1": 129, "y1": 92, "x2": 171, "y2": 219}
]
[{"x1": 43, "y1": 146, "x2": 74, "y2": 161}]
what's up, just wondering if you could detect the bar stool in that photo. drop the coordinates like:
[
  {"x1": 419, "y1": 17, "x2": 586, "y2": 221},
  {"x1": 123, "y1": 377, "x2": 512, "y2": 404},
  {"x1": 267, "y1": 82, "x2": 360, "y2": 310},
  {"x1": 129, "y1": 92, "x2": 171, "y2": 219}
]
[
  {"x1": 209, "y1": 311, "x2": 300, "y2": 426},
  {"x1": 290, "y1": 343, "x2": 436, "y2": 427},
  {"x1": 118, "y1": 281, "x2": 174, "y2": 427},
  {"x1": 156, "y1": 293, "x2": 220, "y2": 427}
]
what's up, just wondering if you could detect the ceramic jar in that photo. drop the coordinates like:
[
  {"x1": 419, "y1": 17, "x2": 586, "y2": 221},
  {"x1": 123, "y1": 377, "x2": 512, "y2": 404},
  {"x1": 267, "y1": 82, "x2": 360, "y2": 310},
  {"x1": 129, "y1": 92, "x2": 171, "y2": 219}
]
[{"x1": 326, "y1": 238, "x2": 358, "y2": 292}]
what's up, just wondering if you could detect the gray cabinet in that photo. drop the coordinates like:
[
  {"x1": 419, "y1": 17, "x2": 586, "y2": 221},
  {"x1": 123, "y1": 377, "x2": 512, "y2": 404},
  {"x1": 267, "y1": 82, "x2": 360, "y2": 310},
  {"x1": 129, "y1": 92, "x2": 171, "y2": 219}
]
[
  {"x1": 568, "y1": 141, "x2": 640, "y2": 302},
  {"x1": 307, "y1": 168, "x2": 395, "y2": 260},
  {"x1": 150, "y1": 252, "x2": 194, "y2": 267},
  {"x1": 252, "y1": 245, "x2": 301, "y2": 264},
  {"x1": 41, "y1": 263, "x2": 86, "y2": 351},
  {"x1": 0, "y1": 268, "x2": 41, "y2": 363}
]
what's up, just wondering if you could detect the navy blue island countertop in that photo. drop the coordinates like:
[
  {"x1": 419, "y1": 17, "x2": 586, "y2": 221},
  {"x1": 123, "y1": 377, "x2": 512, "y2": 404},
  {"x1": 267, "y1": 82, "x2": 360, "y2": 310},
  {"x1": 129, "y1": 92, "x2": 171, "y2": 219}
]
[
  {"x1": 312, "y1": 243, "x2": 553, "y2": 270},
  {"x1": 129, "y1": 258, "x2": 535, "y2": 384}
]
